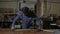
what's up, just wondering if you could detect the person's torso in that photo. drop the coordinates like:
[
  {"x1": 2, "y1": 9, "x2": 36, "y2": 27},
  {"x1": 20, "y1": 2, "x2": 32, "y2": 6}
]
[{"x1": 19, "y1": 11, "x2": 32, "y2": 23}]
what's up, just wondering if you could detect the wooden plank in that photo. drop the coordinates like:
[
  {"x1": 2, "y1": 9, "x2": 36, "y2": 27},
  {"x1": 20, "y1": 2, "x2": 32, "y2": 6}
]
[
  {"x1": 0, "y1": 29, "x2": 54, "y2": 34},
  {"x1": 0, "y1": 8, "x2": 14, "y2": 13}
]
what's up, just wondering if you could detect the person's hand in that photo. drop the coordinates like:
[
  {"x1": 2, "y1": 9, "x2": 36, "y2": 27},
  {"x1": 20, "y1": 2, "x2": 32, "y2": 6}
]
[
  {"x1": 35, "y1": 27, "x2": 43, "y2": 32},
  {"x1": 35, "y1": 29, "x2": 42, "y2": 32},
  {"x1": 11, "y1": 27, "x2": 15, "y2": 30}
]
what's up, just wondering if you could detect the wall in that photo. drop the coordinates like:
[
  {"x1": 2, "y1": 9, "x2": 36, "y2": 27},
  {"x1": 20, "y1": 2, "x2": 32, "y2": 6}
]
[
  {"x1": 43, "y1": 0, "x2": 60, "y2": 17},
  {"x1": 0, "y1": 0, "x2": 18, "y2": 2},
  {"x1": 44, "y1": 1, "x2": 60, "y2": 18},
  {"x1": 0, "y1": 2, "x2": 19, "y2": 13},
  {"x1": 50, "y1": 3, "x2": 60, "y2": 16}
]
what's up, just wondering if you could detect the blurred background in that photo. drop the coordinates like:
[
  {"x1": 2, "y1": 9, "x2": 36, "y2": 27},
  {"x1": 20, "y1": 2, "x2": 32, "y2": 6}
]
[{"x1": 0, "y1": 0, "x2": 60, "y2": 29}]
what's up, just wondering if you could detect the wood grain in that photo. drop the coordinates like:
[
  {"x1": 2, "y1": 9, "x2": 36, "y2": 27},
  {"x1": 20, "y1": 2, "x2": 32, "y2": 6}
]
[{"x1": 0, "y1": 29, "x2": 54, "y2": 34}]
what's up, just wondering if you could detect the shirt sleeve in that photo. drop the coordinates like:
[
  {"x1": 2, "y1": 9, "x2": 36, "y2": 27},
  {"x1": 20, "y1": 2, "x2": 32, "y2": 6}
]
[
  {"x1": 11, "y1": 11, "x2": 23, "y2": 28},
  {"x1": 35, "y1": 17, "x2": 43, "y2": 29}
]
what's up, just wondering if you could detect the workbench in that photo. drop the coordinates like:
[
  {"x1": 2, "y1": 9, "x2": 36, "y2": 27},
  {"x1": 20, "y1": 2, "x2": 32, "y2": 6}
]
[{"x1": 0, "y1": 29, "x2": 54, "y2": 34}]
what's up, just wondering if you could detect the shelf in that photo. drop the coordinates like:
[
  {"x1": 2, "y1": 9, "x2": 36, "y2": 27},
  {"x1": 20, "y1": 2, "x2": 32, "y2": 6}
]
[
  {"x1": 0, "y1": 13, "x2": 17, "y2": 15},
  {"x1": 0, "y1": 0, "x2": 19, "y2": 2}
]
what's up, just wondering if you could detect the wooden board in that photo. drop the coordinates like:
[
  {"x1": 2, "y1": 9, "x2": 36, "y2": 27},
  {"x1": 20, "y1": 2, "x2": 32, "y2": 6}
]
[
  {"x1": 0, "y1": 8, "x2": 14, "y2": 13},
  {"x1": 0, "y1": 29, "x2": 54, "y2": 34}
]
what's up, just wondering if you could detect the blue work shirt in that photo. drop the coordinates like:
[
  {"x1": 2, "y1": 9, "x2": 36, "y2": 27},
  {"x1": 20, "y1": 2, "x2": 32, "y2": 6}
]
[{"x1": 11, "y1": 11, "x2": 43, "y2": 29}]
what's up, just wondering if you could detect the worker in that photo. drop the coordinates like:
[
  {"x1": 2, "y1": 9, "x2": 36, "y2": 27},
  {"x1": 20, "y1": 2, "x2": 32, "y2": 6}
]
[{"x1": 11, "y1": 7, "x2": 43, "y2": 29}]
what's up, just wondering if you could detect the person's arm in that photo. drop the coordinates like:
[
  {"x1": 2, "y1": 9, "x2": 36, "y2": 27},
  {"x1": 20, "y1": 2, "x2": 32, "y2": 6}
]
[
  {"x1": 11, "y1": 11, "x2": 23, "y2": 29},
  {"x1": 11, "y1": 14, "x2": 20, "y2": 29},
  {"x1": 35, "y1": 17, "x2": 43, "y2": 29}
]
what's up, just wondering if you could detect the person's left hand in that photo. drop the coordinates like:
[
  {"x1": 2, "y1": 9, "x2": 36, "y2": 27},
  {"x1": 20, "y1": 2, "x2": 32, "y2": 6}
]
[{"x1": 11, "y1": 27, "x2": 15, "y2": 31}]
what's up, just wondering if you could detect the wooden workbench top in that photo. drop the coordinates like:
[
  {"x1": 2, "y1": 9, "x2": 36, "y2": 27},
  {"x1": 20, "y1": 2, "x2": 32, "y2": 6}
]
[{"x1": 0, "y1": 29, "x2": 54, "y2": 34}]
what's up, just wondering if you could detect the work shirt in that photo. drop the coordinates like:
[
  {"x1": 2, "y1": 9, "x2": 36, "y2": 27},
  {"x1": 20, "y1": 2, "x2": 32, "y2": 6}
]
[{"x1": 11, "y1": 11, "x2": 43, "y2": 29}]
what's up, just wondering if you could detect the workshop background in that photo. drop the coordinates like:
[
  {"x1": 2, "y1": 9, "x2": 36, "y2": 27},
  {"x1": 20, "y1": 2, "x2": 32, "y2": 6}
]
[
  {"x1": 0, "y1": 0, "x2": 60, "y2": 29},
  {"x1": 0, "y1": 0, "x2": 60, "y2": 34}
]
